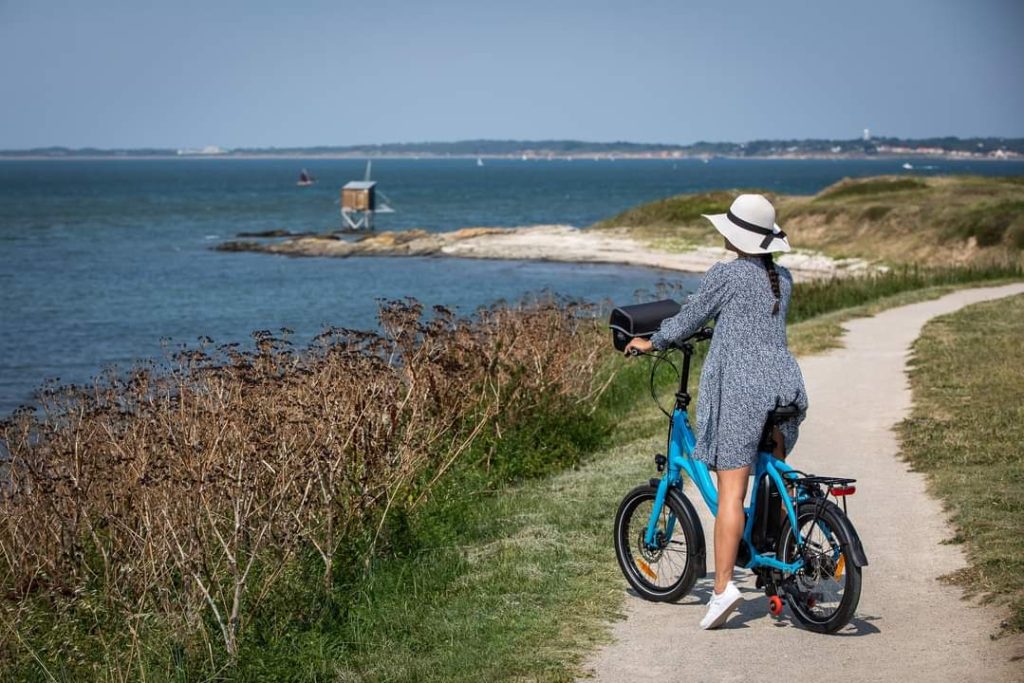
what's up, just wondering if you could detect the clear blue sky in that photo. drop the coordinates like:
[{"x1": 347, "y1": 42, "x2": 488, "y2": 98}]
[{"x1": 1, "y1": 0, "x2": 1022, "y2": 148}]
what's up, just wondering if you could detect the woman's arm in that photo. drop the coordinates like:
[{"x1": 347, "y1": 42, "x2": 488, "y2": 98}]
[{"x1": 649, "y1": 263, "x2": 733, "y2": 350}]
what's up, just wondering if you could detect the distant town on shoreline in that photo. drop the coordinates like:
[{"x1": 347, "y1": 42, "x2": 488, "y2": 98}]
[{"x1": 2, "y1": 135, "x2": 1022, "y2": 160}]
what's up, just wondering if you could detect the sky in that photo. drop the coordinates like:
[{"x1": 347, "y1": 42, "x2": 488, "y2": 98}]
[{"x1": 1, "y1": 0, "x2": 1022, "y2": 149}]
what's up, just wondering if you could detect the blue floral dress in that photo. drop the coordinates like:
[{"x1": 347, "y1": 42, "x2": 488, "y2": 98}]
[{"x1": 650, "y1": 257, "x2": 807, "y2": 470}]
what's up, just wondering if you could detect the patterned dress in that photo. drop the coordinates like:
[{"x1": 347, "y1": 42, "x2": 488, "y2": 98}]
[{"x1": 650, "y1": 257, "x2": 807, "y2": 470}]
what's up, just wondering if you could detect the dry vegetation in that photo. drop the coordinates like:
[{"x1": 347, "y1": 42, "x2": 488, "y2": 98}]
[
  {"x1": 594, "y1": 175, "x2": 1024, "y2": 267},
  {"x1": 0, "y1": 299, "x2": 606, "y2": 675},
  {"x1": 899, "y1": 294, "x2": 1024, "y2": 633}
]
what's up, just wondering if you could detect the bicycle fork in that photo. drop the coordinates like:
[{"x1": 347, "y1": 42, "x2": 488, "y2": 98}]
[{"x1": 643, "y1": 455, "x2": 681, "y2": 549}]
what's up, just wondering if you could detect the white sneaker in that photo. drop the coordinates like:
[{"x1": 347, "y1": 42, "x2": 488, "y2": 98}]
[{"x1": 700, "y1": 582, "x2": 743, "y2": 630}]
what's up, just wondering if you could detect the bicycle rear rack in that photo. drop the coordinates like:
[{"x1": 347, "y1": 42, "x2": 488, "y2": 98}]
[{"x1": 784, "y1": 472, "x2": 858, "y2": 513}]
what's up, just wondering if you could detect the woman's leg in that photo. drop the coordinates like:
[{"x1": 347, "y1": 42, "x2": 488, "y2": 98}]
[{"x1": 713, "y1": 465, "x2": 751, "y2": 594}]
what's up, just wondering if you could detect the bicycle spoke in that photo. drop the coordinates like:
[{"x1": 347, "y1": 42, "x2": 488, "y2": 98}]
[{"x1": 625, "y1": 497, "x2": 690, "y2": 590}]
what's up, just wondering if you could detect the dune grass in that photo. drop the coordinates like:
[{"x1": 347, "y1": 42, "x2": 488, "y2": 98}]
[
  {"x1": 593, "y1": 175, "x2": 1024, "y2": 267},
  {"x1": 898, "y1": 294, "x2": 1024, "y2": 634},
  {"x1": 814, "y1": 176, "x2": 927, "y2": 200}
]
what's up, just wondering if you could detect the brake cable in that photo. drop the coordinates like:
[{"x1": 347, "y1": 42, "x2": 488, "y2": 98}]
[{"x1": 648, "y1": 350, "x2": 678, "y2": 418}]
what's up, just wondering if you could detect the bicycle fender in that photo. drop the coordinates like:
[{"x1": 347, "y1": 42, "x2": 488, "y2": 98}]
[
  {"x1": 816, "y1": 499, "x2": 869, "y2": 568},
  {"x1": 667, "y1": 486, "x2": 707, "y2": 578}
]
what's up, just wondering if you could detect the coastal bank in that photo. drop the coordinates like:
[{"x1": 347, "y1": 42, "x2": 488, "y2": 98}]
[
  {"x1": 216, "y1": 174, "x2": 1024, "y2": 278},
  {"x1": 216, "y1": 224, "x2": 872, "y2": 281}
]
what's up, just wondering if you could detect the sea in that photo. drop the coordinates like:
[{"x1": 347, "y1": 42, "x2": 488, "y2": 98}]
[{"x1": 2, "y1": 156, "x2": 1023, "y2": 416}]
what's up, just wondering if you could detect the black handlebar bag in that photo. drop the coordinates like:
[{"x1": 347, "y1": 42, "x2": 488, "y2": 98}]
[{"x1": 608, "y1": 299, "x2": 680, "y2": 352}]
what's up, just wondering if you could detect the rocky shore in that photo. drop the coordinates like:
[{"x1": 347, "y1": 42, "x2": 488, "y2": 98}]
[{"x1": 216, "y1": 225, "x2": 876, "y2": 281}]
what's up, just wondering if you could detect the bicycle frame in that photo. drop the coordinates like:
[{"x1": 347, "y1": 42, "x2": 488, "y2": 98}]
[{"x1": 642, "y1": 341, "x2": 808, "y2": 575}]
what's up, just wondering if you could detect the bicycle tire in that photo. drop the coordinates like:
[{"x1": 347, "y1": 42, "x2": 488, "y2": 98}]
[
  {"x1": 613, "y1": 484, "x2": 699, "y2": 602},
  {"x1": 777, "y1": 500, "x2": 863, "y2": 633}
]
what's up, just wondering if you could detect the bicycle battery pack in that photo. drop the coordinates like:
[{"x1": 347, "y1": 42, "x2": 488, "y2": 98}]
[
  {"x1": 751, "y1": 474, "x2": 783, "y2": 553},
  {"x1": 608, "y1": 299, "x2": 681, "y2": 351}
]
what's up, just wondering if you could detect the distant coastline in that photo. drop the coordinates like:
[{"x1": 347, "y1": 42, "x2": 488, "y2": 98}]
[
  {"x1": 3, "y1": 153, "x2": 1021, "y2": 163},
  {"x1": 2, "y1": 136, "x2": 1022, "y2": 161}
]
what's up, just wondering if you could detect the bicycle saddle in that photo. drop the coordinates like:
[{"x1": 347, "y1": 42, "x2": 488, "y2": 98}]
[
  {"x1": 766, "y1": 402, "x2": 801, "y2": 424},
  {"x1": 759, "y1": 402, "x2": 802, "y2": 452}
]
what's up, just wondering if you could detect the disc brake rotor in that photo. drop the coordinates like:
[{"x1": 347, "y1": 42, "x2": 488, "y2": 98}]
[{"x1": 636, "y1": 529, "x2": 665, "y2": 563}]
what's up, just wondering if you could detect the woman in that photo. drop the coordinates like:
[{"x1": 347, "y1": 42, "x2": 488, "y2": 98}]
[{"x1": 624, "y1": 193, "x2": 807, "y2": 630}]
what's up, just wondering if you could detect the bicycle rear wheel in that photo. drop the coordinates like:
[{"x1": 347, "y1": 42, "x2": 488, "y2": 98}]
[
  {"x1": 613, "y1": 484, "x2": 698, "y2": 602},
  {"x1": 777, "y1": 501, "x2": 862, "y2": 633}
]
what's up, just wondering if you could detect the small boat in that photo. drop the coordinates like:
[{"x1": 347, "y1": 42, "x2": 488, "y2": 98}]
[
  {"x1": 477, "y1": 157, "x2": 484, "y2": 167},
  {"x1": 297, "y1": 168, "x2": 316, "y2": 186},
  {"x1": 901, "y1": 162, "x2": 914, "y2": 170}
]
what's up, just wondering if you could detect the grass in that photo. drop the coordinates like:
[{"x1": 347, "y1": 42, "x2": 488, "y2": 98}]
[
  {"x1": 217, "y1": 347, "x2": 678, "y2": 682},
  {"x1": 898, "y1": 294, "x2": 1024, "y2": 633},
  {"x1": 592, "y1": 175, "x2": 1024, "y2": 267},
  {"x1": 231, "y1": 438, "x2": 652, "y2": 682},
  {"x1": 814, "y1": 177, "x2": 927, "y2": 200}
]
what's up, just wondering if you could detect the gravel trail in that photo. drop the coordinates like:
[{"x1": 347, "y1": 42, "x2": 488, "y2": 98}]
[{"x1": 583, "y1": 283, "x2": 1024, "y2": 683}]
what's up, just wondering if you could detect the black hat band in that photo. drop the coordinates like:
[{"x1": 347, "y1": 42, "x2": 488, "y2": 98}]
[{"x1": 727, "y1": 210, "x2": 787, "y2": 249}]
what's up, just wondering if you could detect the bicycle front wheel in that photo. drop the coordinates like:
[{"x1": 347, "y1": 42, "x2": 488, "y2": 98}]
[
  {"x1": 777, "y1": 501, "x2": 863, "y2": 633},
  {"x1": 613, "y1": 484, "x2": 698, "y2": 602}
]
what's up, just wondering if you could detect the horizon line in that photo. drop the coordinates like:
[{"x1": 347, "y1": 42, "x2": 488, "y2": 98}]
[{"x1": 3, "y1": 134, "x2": 1024, "y2": 154}]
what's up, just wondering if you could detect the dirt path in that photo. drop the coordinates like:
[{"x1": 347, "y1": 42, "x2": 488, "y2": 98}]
[{"x1": 583, "y1": 283, "x2": 1024, "y2": 683}]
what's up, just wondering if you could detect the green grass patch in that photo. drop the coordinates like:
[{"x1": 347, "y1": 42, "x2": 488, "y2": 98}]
[
  {"x1": 592, "y1": 190, "x2": 757, "y2": 230},
  {"x1": 815, "y1": 177, "x2": 927, "y2": 201},
  {"x1": 230, "y1": 437, "x2": 657, "y2": 682},
  {"x1": 898, "y1": 294, "x2": 1024, "y2": 633}
]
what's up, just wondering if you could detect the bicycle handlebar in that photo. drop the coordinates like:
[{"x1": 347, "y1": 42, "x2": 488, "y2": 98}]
[{"x1": 624, "y1": 327, "x2": 713, "y2": 357}]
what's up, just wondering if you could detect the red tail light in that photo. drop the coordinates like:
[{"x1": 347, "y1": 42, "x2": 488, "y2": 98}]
[{"x1": 829, "y1": 486, "x2": 856, "y2": 496}]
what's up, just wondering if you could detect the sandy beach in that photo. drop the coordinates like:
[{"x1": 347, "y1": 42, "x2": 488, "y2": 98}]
[{"x1": 217, "y1": 225, "x2": 877, "y2": 281}]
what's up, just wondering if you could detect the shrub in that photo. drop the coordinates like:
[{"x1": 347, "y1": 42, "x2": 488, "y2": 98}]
[
  {"x1": 861, "y1": 205, "x2": 893, "y2": 221},
  {"x1": 949, "y1": 200, "x2": 1024, "y2": 247},
  {"x1": 0, "y1": 299, "x2": 605, "y2": 674}
]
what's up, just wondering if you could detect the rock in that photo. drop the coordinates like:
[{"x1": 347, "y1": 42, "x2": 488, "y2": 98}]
[
  {"x1": 236, "y1": 229, "x2": 312, "y2": 238},
  {"x1": 213, "y1": 225, "x2": 880, "y2": 279}
]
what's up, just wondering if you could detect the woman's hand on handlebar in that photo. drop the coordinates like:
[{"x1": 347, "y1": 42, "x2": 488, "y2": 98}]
[{"x1": 624, "y1": 338, "x2": 653, "y2": 357}]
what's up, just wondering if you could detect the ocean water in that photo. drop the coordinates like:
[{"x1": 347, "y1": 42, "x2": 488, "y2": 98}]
[{"x1": 2, "y1": 157, "x2": 1022, "y2": 415}]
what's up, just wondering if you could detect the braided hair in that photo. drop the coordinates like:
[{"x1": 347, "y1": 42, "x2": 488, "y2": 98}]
[{"x1": 760, "y1": 254, "x2": 781, "y2": 315}]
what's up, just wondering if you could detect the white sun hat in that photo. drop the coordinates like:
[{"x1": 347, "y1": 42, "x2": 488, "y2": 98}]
[{"x1": 703, "y1": 194, "x2": 790, "y2": 254}]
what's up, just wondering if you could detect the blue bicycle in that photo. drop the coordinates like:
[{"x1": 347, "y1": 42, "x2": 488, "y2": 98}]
[{"x1": 611, "y1": 325, "x2": 868, "y2": 633}]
